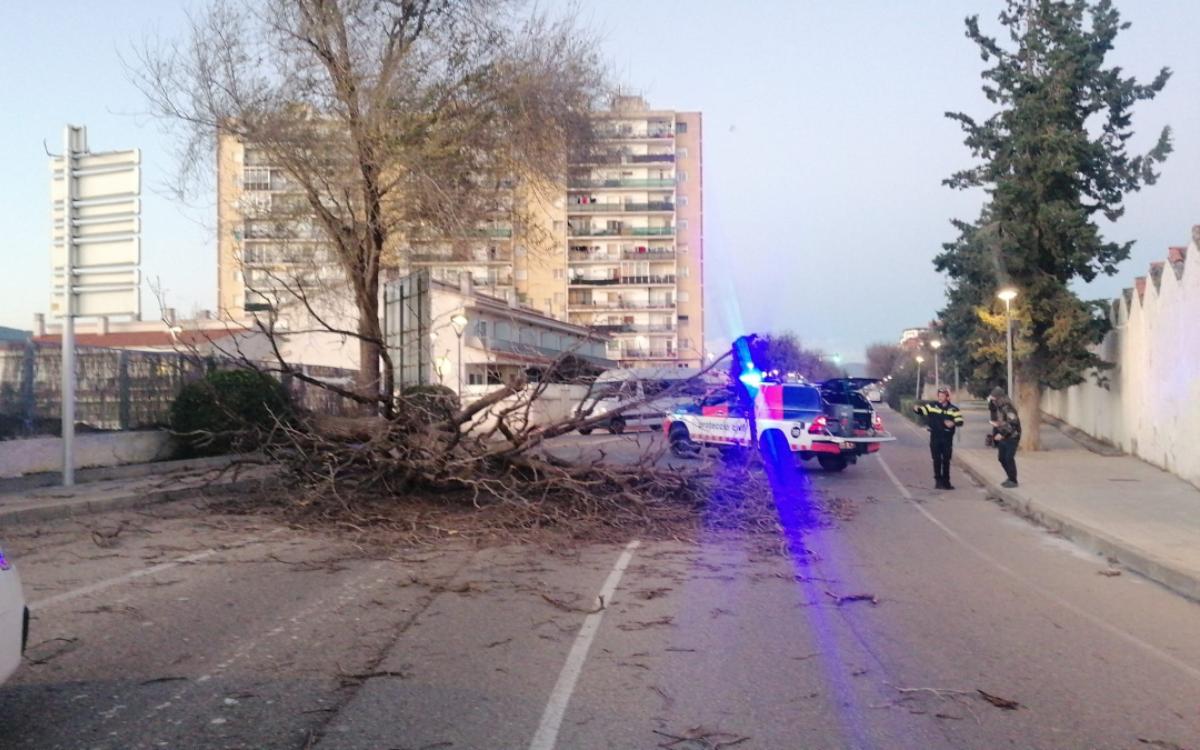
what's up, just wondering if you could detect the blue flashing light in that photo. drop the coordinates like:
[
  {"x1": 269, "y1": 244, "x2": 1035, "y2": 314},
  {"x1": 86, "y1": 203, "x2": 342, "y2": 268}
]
[
  {"x1": 0, "y1": 547, "x2": 9, "y2": 572},
  {"x1": 731, "y1": 335, "x2": 764, "y2": 399},
  {"x1": 738, "y1": 369, "x2": 763, "y2": 391}
]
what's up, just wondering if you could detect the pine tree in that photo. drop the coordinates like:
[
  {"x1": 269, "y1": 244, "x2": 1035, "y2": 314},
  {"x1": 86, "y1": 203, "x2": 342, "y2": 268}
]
[{"x1": 938, "y1": 0, "x2": 1171, "y2": 448}]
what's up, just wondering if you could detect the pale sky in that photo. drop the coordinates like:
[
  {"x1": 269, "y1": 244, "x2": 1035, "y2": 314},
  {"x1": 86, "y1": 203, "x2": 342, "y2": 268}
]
[{"x1": 2, "y1": 0, "x2": 1196, "y2": 361}]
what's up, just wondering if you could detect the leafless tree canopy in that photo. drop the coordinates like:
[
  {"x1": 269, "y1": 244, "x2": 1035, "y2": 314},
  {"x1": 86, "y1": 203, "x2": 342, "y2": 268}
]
[{"x1": 130, "y1": 0, "x2": 608, "y2": 405}]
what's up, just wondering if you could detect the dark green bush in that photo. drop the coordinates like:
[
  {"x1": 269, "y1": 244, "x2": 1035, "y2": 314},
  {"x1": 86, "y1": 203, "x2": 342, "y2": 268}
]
[
  {"x1": 170, "y1": 369, "x2": 292, "y2": 456},
  {"x1": 886, "y1": 362, "x2": 919, "y2": 411},
  {"x1": 398, "y1": 384, "x2": 461, "y2": 424}
]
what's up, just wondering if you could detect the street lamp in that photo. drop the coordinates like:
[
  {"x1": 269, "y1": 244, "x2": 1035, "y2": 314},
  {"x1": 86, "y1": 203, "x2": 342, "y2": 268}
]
[
  {"x1": 450, "y1": 313, "x2": 469, "y2": 394},
  {"x1": 915, "y1": 355, "x2": 925, "y2": 400},
  {"x1": 929, "y1": 339, "x2": 941, "y2": 390},
  {"x1": 997, "y1": 287, "x2": 1018, "y2": 396}
]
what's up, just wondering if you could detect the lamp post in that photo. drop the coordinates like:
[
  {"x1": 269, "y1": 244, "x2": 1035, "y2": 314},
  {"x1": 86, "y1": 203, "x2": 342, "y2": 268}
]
[
  {"x1": 997, "y1": 288, "x2": 1018, "y2": 396},
  {"x1": 929, "y1": 339, "x2": 941, "y2": 390},
  {"x1": 915, "y1": 355, "x2": 925, "y2": 400},
  {"x1": 450, "y1": 313, "x2": 469, "y2": 395}
]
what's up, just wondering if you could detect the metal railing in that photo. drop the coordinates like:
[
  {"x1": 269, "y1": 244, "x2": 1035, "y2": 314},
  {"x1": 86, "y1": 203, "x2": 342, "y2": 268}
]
[
  {"x1": 566, "y1": 202, "x2": 674, "y2": 213},
  {"x1": 567, "y1": 300, "x2": 676, "y2": 310},
  {"x1": 567, "y1": 226, "x2": 674, "y2": 238},
  {"x1": 595, "y1": 130, "x2": 674, "y2": 140},
  {"x1": 568, "y1": 178, "x2": 676, "y2": 189}
]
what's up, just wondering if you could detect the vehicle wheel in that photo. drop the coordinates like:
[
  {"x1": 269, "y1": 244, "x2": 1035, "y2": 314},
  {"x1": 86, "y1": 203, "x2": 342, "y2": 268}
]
[
  {"x1": 578, "y1": 427, "x2": 593, "y2": 436},
  {"x1": 759, "y1": 430, "x2": 796, "y2": 479},
  {"x1": 817, "y1": 455, "x2": 848, "y2": 472},
  {"x1": 608, "y1": 417, "x2": 626, "y2": 435},
  {"x1": 668, "y1": 424, "x2": 697, "y2": 458}
]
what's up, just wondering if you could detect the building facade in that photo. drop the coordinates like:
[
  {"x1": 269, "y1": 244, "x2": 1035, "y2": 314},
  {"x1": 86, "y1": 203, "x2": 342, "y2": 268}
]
[
  {"x1": 384, "y1": 271, "x2": 613, "y2": 394},
  {"x1": 564, "y1": 96, "x2": 705, "y2": 368},
  {"x1": 216, "y1": 95, "x2": 704, "y2": 369}
]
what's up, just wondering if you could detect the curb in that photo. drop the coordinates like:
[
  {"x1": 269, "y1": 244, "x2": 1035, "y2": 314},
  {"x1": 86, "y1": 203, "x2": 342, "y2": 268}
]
[
  {"x1": 0, "y1": 475, "x2": 266, "y2": 526},
  {"x1": 0, "y1": 454, "x2": 253, "y2": 496},
  {"x1": 954, "y1": 451, "x2": 1200, "y2": 603}
]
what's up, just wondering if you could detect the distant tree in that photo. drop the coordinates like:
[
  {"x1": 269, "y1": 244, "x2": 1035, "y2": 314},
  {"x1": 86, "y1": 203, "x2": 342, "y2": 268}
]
[
  {"x1": 759, "y1": 332, "x2": 842, "y2": 382},
  {"x1": 865, "y1": 343, "x2": 903, "y2": 379},
  {"x1": 938, "y1": 0, "x2": 1171, "y2": 448}
]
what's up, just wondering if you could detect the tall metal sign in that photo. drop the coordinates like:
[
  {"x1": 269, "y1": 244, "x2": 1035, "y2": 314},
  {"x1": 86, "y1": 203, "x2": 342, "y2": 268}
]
[{"x1": 50, "y1": 125, "x2": 141, "y2": 485}]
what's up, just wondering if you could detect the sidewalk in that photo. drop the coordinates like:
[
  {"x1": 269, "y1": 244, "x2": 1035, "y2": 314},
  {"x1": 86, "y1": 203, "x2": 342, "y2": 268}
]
[
  {"x1": 945, "y1": 403, "x2": 1200, "y2": 602},
  {"x1": 0, "y1": 457, "x2": 269, "y2": 525}
]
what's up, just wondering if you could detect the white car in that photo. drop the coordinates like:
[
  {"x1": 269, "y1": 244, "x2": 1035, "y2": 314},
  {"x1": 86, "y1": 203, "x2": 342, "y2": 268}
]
[
  {"x1": 577, "y1": 367, "x2": 717, "y2": 434},
  {"x1": 0, "y1": 542, "x2": 27, "y2": 684}
]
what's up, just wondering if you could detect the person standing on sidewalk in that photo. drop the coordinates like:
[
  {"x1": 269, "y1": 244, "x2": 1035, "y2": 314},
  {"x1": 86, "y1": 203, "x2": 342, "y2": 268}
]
[
  {"x1": 988, "y1": 386, "x2": 1022, "y2": 488},
  {"x1": 913, "y1": 387, "x2": 964, "y2": 490}
]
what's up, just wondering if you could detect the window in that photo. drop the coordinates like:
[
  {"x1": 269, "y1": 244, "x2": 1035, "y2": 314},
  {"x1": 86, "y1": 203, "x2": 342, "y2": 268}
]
[
  {"x1": 679, "y1": 265, "x2": 689, "y2": 278},
  {"x1": 553, "y1": 221, "x2": 565, "y2": 232},
  {"x1": 677, "y1": 171, "x2": 688, "y2": 183},
  {"x1": 469, "y1": 372, "x2": 484, "y2": 385},
  {"x1": 554, "y1": 292, "x2": 565, "y2": 304},
  {"x1": 678, "y1": 219, "x2": 688, "y2": 231},
  {"x1": 678, "y1": 196, "x2": 688, "y2": 207},
  {"x1": 679, "y1": 291, "x2": 690, "y2": 302},
  {"x1": 677, "y1": 147, "x2": 688, "y2": 159},
  {"x1": 679, "y1": 244, "x2": 689, "y2": 254},
  {"x1": 680, "y1": 338, "x2": 691, "y2": 349},
  {"x1": 515, "y1": 269, "x2": 528, "y2": 280},
  {"x1": 474, "y1": 320, "x2": 488, "y2": 338},
  {"x1": 554, "y1": 269, "x2": 566, "y2": 279},
  {"x1": 515, "y1": 245, "x2": 527, "y2": 257},
  {"x1": 675, "y1": 121, "x2": 688, "y2": 134},
  {"x1": 243, "y1": 167, "x2": 271, "y2": 191}
]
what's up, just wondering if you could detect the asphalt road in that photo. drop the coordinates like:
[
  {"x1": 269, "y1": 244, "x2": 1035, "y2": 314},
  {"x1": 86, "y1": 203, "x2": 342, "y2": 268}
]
[{"x1": 3, "y1": 413, "x2": 1199, "y2": 749}]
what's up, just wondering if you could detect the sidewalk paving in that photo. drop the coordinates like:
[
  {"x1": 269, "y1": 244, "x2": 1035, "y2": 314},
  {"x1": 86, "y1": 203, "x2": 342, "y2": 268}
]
[
  {"x1": 0, "y1": 457, "x2": 269, "y2": 525},
  {"x1": 933, "y1": 402, "x2": 1200, "y2": 602}
]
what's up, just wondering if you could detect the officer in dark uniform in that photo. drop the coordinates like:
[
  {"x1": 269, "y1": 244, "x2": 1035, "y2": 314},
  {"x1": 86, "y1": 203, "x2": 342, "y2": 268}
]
[{"x1": 913, "y1": 387, "x2": 965, "y2": 489}]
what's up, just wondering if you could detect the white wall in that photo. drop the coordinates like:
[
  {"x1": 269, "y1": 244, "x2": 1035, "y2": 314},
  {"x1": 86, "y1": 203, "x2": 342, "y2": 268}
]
[
  {"x1": 0, "y1": 431, "x2": 173, "y2": 478},
  {"x1": 460, "y1": 384, "x2": 589, "y2": 434},
  {"x1": 1042, "y1": 228, "x2": 1200, "y2": 489}
]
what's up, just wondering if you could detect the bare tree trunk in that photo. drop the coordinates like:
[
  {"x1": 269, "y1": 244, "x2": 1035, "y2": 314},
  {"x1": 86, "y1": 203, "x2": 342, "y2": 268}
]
[
  {"x1": 356, "y1": 282, "x2": 382, "y2": 412},
  {"x1": 1016, "y1": 376, "x2": 1041, "y2": 452}
]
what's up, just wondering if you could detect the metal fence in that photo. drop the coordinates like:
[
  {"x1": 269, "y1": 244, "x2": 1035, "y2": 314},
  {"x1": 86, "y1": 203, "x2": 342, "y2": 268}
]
[{"x1": 0, "y1": 342, "x2": 358, "y2": 438}]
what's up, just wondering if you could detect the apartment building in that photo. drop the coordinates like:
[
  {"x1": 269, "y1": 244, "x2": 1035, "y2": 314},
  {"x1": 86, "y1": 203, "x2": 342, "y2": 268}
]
[
  {"x1": 216, "y1": 95, "x2": 704, "y2": 368},
  {"x1": 564, "y1": 96, "x2": 704, "y2": 368}
]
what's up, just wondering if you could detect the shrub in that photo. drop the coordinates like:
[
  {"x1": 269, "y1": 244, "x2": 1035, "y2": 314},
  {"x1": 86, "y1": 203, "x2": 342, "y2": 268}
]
[{"x1": 170, "y1": 369, "x2": 292, "y2": 456}]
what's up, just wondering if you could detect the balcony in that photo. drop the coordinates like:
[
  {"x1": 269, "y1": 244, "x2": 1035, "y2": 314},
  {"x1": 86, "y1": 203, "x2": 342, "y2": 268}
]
[
  {"x1": 410, "y1": 250, "x2": 513, "y2": 265},
  {"x1": 621, "y1": 248, "x2": 675, "y2": 261},
  {"x1": 567, "y1": 226, "x2": 674, "y2": 239},
  {"x1": 592, "y1": 324, "x2": 677, "y2": 334},
  {"x1": 568, "y1": 252, "x2": 620, "y2": 264},
  {"x1": 568, "y1": 178, "x2": 676, "y2": 190},
  {"x1": 595, "y1": 129, "x2": 674, "y2": 141},
  {"x1": 581, "y1": 153, "x2": 676, "y2": 167},
  {"x1": 615, "y1": 350, "x2": 677, "y2": 360},
  {"x1": 567, "y1": 299, "x2": 675, "y2": 310},
  {"x1": 472, "y1": 227, "x2": 513, "y2": 239},
  {"x1": 566, "y1": 201, "x2": 675, "y2": 214},
  {"x1": 569, "y1": 275, "x2": 676, "y2": 287}
]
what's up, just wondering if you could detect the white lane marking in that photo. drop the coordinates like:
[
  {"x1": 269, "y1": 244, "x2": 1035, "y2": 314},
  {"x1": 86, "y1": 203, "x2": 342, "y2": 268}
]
[
  {"x1": 529, "y1": 539, "x2": 641, "y2": 750},
  {"x1": 30, "y1": 530, "x2": 284, "y2": 612},
  {"x1": 877, "y1": 454, "x2": 1200, "y2": 683}
]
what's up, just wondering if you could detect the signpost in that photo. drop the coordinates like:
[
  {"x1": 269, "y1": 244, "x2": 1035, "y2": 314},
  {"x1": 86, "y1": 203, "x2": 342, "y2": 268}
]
[{"x1": 50, "y1": 126, "x2": 141, "y2": 485}]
